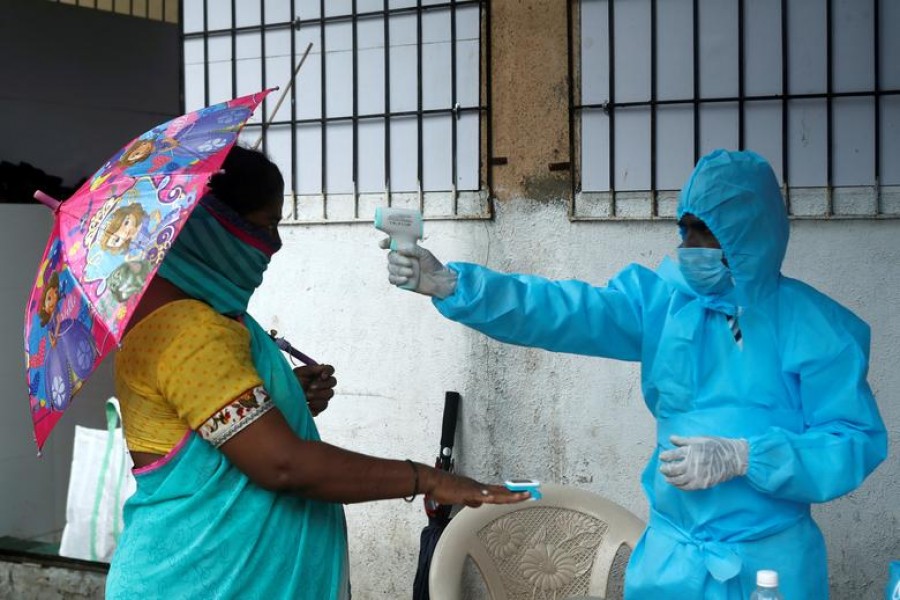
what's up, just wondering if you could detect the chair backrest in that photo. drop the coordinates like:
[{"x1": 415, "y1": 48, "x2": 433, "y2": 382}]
[{"x1": 428, "y1": 484, "x2": 645, "y2": 600}]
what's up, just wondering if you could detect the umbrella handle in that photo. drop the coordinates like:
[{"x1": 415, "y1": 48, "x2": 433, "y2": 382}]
[
  {"x1": 34, "y1": 190, "x2": 61, "y2": 211},
  {"x1": 439, "y1": 391, "x2": 460, "y2": 471},
  {"x1": 268, "y1": 330, "x2": 318, "y2": 366}
]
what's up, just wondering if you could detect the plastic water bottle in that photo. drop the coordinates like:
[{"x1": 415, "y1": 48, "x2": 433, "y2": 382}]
[{"x1": 749, "y1": 570, "x2": 784, "y2": 600}]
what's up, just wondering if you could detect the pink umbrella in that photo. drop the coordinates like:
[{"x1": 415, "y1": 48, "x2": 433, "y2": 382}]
[{"x1": 24, "y1": 89, "x2": 273, "y2": 453}]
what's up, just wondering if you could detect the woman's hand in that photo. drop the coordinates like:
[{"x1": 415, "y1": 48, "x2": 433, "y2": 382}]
[
  {"x1": 294, "y1": 364, "x2": 336, "y2": 417},
  {"x1": 426, "y1": 469, "x2": 530, "y2": 508}
]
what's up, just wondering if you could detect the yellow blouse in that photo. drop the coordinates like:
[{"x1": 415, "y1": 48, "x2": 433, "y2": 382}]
[{"x1": 115, "y1": 299, "x2": 263, "y2": 454}]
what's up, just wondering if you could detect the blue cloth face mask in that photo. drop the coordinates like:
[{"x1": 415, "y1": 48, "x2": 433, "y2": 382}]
[{"x1": 677, "y1": 247, "x2": 734, "y2": 297}]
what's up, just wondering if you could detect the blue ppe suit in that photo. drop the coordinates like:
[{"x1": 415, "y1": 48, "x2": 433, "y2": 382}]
[{"x1": 432, "y1": 150, "x2": 887, "y2": 599}]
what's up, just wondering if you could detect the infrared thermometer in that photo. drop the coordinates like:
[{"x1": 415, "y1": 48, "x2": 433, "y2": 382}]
[
  {"x1": 505, "y1": 478, "x2": 542, "y2": 501},
  {"x1": 374, "y1": 207, "x2": 424, "y2": 290}
]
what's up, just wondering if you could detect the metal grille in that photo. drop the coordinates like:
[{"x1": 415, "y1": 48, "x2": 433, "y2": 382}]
[
  {"x1": 47, "y1": 0, "x2": 179, "y2": 22},
  {"x1": 182, "y1": 0, "x2": 492, "y2": 223},
  {"x1": 570, "y1": 0, "x2": 900, "y2": 221}
]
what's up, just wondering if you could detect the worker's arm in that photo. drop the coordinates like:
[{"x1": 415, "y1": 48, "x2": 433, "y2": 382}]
[
  {"x1": 744, "y1": 294, "x2": 887, "y2": 503},
  {"x1": 432, "y1": 261, "x2": 650, "y2": 361},
  {"x1": 383, "y1": 243, "x2": 653, "y2": 361}
]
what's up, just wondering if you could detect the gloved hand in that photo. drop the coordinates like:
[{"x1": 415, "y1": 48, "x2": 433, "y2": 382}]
[
  {"x1": 658, "y1": 435, "x2": 749, "y2": 491},
  {"x1": 378, "y1": 238, "x2": 458, "y2": 299}
]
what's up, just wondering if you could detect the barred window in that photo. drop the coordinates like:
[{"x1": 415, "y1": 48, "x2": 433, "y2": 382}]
[
  {"x1": 182, "y1": 0, "x2": 491, "y2": 222},
  {"x1": 572, "y1": 0, "x2": 900, "y2": 220}
]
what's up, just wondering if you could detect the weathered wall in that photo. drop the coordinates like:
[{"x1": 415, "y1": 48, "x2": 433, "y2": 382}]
[
  {"x1": 0, "y1": 560, "x2": 106, "y2": 600},
  {"x1": 489, "y1": 0, "x2": 571, "y2": 202},
  {"x1": 252, "y1": 200, "x2": 899, "y2": 598}
]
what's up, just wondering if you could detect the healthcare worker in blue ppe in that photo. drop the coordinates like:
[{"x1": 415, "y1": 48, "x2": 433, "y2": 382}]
[{"x1": 380, "y1": 149, "x2": 887, "y2": 599}]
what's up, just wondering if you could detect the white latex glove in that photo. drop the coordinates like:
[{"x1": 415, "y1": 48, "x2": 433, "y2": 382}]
[
  {"x1": 378, "y1": 238, "x2": 458, "y2": 299},
  {"x1": 658, "y1": 435, "x2": 749, "y2": 491}
]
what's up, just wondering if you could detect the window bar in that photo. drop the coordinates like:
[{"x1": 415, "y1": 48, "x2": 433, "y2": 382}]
[
  {"x1": 163, "y1": 0, "x2": 167, "y2": 23},
  {"x1": 692, "y1": 0, "x2": 699, "y2": 164},
  {"x1": 184, "y1": 2, "x2": 484, "y2": 38},
  {"x1": 352, "y1": 0, "x2": 360, "y2": 218},
  {"x1": 251, "y1": 107, "x2": 480, "y2": 127},
  {"x1": 384, "y1": 0, "x2": 393, "y2": 206},
  {"x1": 873, "y1": 0, "x2": 881, "y2": 215},
  {"x1": 319, "y1": 0, "x2": 328, "y2": 219},
  {"x1": 577, "y1": 89, "x2": 895, "y2": 111},
  {"x1": 203, "y1": 0, "x2": 210, "y2": 107},
  {"x1": 290, "y1": 10, "x2": 299, "y2": 219},
  {"x1": 230, "y1": 0, "x2": 237, "y2": 100},
  {"x1": 825, "y1": 0, "x2": 833, "y2": 216},
  {"x1": 416, "y1": 0, "x2": 425, "y2": 213},
  {"x1": 450, "y1": 0, "x2": 459, "y2": 214},
  {"x1": 178, "y1": 0, "x2": 186, "y2": 111},
  {"x1": 203, "y1": 0, "x2": 209, "y2": 106},
  {"x1": 260, "y1": 0, "x2": 268, "y2": 153},
  {"x1": 607, "y1": 0, "x2": 616, "y2": 215},
  {"x1": 780, "y1": 0, "x2": 791, "y2": 214},
  {"x1": 567, "y1": 0, "x2": 577, "y2": 217},
  {"x1": 650, "y1": 0, "x2": 658, "y2": 217},
  {"x1": 484, "y1": 0, "x2": 493, "y2": 209},
  {"x1": 738, "y1": 0, "x2": 745, "y2": 150}
]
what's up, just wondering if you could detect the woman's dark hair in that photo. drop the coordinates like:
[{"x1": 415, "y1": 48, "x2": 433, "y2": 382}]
[{"x1": 207, "y1": 145, "x2": 284, "y2": 215}]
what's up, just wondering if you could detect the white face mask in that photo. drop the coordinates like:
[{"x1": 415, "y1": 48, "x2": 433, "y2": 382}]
[{"x1": 677, "y1": 247, "x2": 734, "y2": 297}]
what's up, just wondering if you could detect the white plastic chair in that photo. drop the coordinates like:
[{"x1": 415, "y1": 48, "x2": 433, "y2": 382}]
[{"x1": 429, "y1": 484, "x2": 645, "y2": 600}]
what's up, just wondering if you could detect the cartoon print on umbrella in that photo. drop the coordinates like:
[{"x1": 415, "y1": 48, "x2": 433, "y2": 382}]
[
  {"x1": 87, "y1": 105, "x2": 252, "y2": 191},
  {"x1": 29, "y1": 241, "x2": 98, "y2": 412},
  {"x1": 79, "y1": 176, "x2": 192, "y2": 319},
  {"x1": 104, "y1": 259, "x2": 153, "y2": 304}
]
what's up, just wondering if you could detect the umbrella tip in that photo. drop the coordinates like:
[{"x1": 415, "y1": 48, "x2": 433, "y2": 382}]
[{"x1": 34, "y1": 190, "x2": 61, "y2": 211}]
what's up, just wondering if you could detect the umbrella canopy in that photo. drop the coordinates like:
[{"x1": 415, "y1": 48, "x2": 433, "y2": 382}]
[{"x1": 25, "y1": 90, "x2": 272, "y2": 452}]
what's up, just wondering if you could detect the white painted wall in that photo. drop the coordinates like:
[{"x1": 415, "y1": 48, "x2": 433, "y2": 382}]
[{"x1": 251, "y1": 198, "x2": 899, "y2": 599}]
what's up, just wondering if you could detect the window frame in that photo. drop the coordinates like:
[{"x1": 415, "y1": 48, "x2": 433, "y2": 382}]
[
  {"x1": 181, "y1": 0, "x2": 494, "y2": 224},
  {"x1": 569, "y1": 0, "x2": 900, "y2": 221}
]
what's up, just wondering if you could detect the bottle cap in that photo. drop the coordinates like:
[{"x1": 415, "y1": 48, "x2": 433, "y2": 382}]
[{"x1": 756, "y1": 570, "x2": 779, "y2": 588}]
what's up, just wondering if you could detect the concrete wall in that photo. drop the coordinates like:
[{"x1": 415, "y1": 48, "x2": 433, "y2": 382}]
[
  {"x1": 0, "y1": 0, "x2": 179, "y2": 543},
  {"x1": 251, "y1": 203, "x2": 899, "y2": 599},
  {"x1": 0, "y1": 559, "x2": 106, "y2": 600}
]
